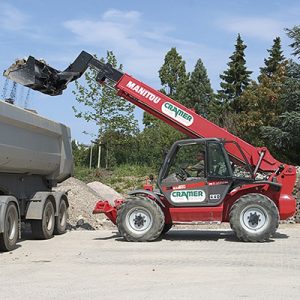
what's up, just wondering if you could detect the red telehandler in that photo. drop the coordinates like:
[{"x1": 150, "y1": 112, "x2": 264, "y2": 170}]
[{"x1": 4, "y1": 51, "x2": 297, "y2": 242}]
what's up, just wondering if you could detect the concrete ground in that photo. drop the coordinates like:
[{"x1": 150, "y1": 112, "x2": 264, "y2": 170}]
[{"x1": 0, "y1": 224, "x2": 300, "y2": 300}]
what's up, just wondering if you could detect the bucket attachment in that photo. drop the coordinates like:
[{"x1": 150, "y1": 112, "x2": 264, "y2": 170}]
[
  {"x1": 3, "y1": 51, "x2": 124, "y2": 96},
  {"x1": 3, "y1": 56, "x2": 71, "y2": 96}
]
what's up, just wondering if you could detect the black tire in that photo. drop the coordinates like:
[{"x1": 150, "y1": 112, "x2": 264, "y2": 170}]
[
  {"x1": 117, "y1": 196, "x2": 165, "y2": 242},
  {"x1": 229, "y1": 193, "x2": 279, "y2": 242},
  {"x1": 161, "y1": 223, "x2": 172, "y2": 235},
  {"x1": 54, "y1": 199, "x2": 68, "y2": 235},
  {"x1": 31, "y1": 199, "x2": 55, "y2": 240},
  {"x1": 0, "y1": 203, "x2": 18, "y2": 252}
]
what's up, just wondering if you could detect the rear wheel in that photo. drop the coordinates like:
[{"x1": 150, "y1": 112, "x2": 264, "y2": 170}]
[
  {"x1": 0, "y1": 203, "x2": 18, "y2": 251},
  {"x1": 54, "y1": 199, "x2": 68, "y2": 235},
  {"x1": 229, "y1": 193, "x2": 279, "y2": 242},
  {"x1": 31, "y1": 199, "x2": 55, "y2": 239},
  {"x1": 117, "y1": 196, "x2": 164, "y2": 242}
]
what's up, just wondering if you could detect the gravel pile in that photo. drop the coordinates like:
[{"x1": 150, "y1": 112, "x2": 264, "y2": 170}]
[{"x1": 54, "y1": 177, "x2": 116, "y2": 230}]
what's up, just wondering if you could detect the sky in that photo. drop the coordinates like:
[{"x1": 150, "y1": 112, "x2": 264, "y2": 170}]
[{"x1": 0, "y1": 0, "x2": 299, "y2": 144}]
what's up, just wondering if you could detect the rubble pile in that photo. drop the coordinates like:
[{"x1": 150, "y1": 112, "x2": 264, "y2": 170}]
[{"x1": 54, "y1": 177, "x2": 116, "y2": 230}]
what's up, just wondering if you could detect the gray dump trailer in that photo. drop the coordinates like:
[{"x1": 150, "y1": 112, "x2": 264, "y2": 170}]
[{"x1": 0, "y1": 100, "x2": 73, "y2": 251}]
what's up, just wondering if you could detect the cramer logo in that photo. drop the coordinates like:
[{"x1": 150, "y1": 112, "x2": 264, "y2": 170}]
[
  {"x1": 170, "y1": 190, "x2": 206, "y2": 203},
  {"x1": 162, "y1": 102, "x2": 194, "y2": 126}
]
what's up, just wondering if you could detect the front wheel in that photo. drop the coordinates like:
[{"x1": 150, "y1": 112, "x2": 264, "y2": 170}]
[
  {"x1": 0, "y1": 203, "x2": 19, "y2": 251},
  {"x1": 229, "y1": 193, "x2": 279, "y2": 242},
  {"x1": 117, "y1": 196, "x2": 164, "y2": 242},
  {"x1": 31, "y1": 199, "x2": 55, "y2": 240}
]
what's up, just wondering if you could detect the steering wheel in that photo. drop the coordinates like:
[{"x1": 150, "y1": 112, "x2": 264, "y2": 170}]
[{"x1": 175, "y1": 167, "x2": 191, "y2": 181}]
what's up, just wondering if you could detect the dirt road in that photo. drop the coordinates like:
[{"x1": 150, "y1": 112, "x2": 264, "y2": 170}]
[{"x1": 1, "y1": 225, "x2": 300, "y2": 300}]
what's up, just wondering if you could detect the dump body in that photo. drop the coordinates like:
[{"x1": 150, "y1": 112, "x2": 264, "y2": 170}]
[{"x1": 0, "y1": 100, "x2": 73, "y2": 184}]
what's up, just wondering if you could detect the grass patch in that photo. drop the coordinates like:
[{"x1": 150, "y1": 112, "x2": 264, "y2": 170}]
[{"x1": 74, "y1": 164, "x2": 156, "y2": 194}]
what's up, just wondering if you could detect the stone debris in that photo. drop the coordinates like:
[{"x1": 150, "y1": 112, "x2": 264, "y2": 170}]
[
  {"x1": 87, "y1": 181, "x2": 122, "y2": 205},
  {"x1": 54, "y1": 177, "x2": 117, "y2": 230}
]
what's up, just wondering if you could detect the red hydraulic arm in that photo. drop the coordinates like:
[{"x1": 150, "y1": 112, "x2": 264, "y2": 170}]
[{"x1": 113, "y1": 73, "x2": 296, "y2": 194}]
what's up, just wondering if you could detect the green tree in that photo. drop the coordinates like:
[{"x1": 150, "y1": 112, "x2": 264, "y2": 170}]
[
  {"x1": 72, "y1": 140, "x2": 89, "y2": 167},
  {"x1": 259, "y1": 37, "x2": 285, "y2": 80},
  {"x1": 158, "y1": 47, "x2": 189, "y2": 102},
  {"x1": 264, "y1": 27, "x2": 300, "y2": 163},
  {"x1": 72, "y1": 51, "x2": 138, "y2": 167},
  {"x1": 286, "y1": 26, "x2": 300, "y2": 59},
  {"x1": 232, "y1": 62, "x2": 286, "y2": 146},
  {"x1": 184, "y1": 58, "x2": 214, "y2": 116},
  {"x1": 141, "y1": 48, "x2": 188, "y2": 166},
  {"x1": 218, "y1": 34, "x2": 252, "y2": 105},
  {"x1": 213, "y1": 34, "x2": 252, "y2": 129},
  {"x1": 261, "y1": 61, "x2": 300, "y2": 164}
]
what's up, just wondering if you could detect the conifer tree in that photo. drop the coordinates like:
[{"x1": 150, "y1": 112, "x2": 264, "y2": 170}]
[
  {"x1": 261, "y1": 61, "x2": 300, "y2": 164},
  {"x1": 144, "y1": 47, "x2": 189, "y2": 127},
  {"x1": 259, "y1": 37, "x2": 285, "y2": 79},
  {"x1": 143, "y1": 48, "x2": 187, "y2": 159},
  {"x1": 184, "y1": 58, "x2": 214, "y2": 116},
  {"x1": 286, "y1": 26, "x2": 300, "y2": 59},
  {"x1": 218, "y1": 34, "x2": 252, "y2": 104},
  {"x1": 158, "y1": 47, "x2": 189, "y2": 102}
]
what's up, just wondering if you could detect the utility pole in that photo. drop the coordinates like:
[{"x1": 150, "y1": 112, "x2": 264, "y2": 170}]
[
  {"x1": 89, "y1": 143, "x2": 93, "y2": 169},
  {"x1": 97, "y1": 143, "x2": 101, "y2": 169}
]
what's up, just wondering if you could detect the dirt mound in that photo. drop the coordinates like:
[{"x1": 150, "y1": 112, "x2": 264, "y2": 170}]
[{"x1": 54, "y1": 177, "x2": 116, "y2": 230}]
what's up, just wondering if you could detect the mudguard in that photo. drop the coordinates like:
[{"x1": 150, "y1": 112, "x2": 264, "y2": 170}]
[{"x1": 128, "y1": 189, "x2": 165, "y2": 207}]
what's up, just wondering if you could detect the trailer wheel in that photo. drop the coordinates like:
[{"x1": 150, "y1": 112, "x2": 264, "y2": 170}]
[
  {"x1": 229, "y1": 193, "x2": 279, "y2": 242},
  {"x1": 117, "y1": 196, "x2": 164, "y2": 242},
  {"x1": 54, "y1": 199, "x2": 68, "y2": 235},
  {"x1": 0, "y1": 203, "x2": 18, "y2": 252},
  {"x1": 31, "y1": 199, "x2": 55, "y2": 239}
]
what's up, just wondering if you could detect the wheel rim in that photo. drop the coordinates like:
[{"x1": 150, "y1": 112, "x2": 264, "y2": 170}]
[
  {"x1": 126, "y1": 207, "x2": 153, "y2": 235},
  {"x1": 45, "y1": 203, "x2": 54, "y2": 231},
  {"x1": 240, "y1": 205, "x2": 269, "y2": 233},
  {"x1": 6, "y1": 207, "x2": 17, "y2": 241}
]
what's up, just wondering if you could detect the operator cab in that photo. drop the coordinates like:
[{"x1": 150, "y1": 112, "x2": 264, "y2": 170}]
[{"x1": 157, "y1": 138, "x2": 253, "y2": 207}]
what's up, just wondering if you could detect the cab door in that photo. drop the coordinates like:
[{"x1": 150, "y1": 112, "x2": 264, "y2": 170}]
[
  {"x1": 206, "y1": 141, "x2": 233, "y2": 205},
  {"x1": 158, "y1": 139, "x2": 232, "y2": 207}
]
